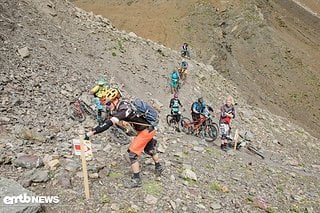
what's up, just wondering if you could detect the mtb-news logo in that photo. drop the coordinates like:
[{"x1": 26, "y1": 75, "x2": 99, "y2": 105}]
[{"x1": 3, "y1": 193, "x2": 59, "y2": 205}]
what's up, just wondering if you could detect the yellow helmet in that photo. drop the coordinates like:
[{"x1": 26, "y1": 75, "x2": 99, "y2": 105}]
[{"x1": 106, "y1": 88, "x2": 121, "y2": 101}]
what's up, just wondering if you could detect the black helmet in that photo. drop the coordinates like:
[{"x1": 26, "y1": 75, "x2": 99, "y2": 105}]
[{"x1": 198, "y1": 97, "x2": 203, "y2": 103}]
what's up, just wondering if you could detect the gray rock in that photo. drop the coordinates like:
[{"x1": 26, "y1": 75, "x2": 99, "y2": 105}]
[
  {"x1": 193, "y1": 146, "x2": 205, "y2": 152},
  {"x1": 17, "y1": 47, "x2": 30, "y2": 58},
  {"x1": 181, "y1": 168, "x2": 197, "y2": 181},
  {"x1": 0, "y1": 177, "x2": 42, "y2": 212},
  {"x1": 23, "y1": 169, "x2": 50, "y2": 183},
  {"x1": 64, "y1": 159, "x2": 80, "y2": 172},
  {"x1": 13, "y1": 154, "x2": 43, "y2": 169},
  {"x1": 211, "y1": 203, "x2": 222, "y2": 210},
  {"x1": 144, "y1": 194, "x2": 158, "y2": 205}
]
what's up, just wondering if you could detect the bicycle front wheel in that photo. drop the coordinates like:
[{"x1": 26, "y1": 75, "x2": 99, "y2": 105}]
[
  {"x1": 80, "y1": 101, "x2": 96, "y2": 119},
  {"x1": 201, "y1": 124, "x2": 219, "y2": 142},
  {"x1": 68, "y1": 101, "x2": 86, "y2": 122},
  {"x1": 166, "y1": 114, "x2": 173, "y2": 126},
  {"x1": 181, "y1": 117, "x2": 192, "y2": 134}
]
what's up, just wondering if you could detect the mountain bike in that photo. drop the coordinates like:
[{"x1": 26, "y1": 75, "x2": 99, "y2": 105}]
[
  {"x1": 166, "y1": 113, "x2": 181, "y2": 132},
  {"x1": 231, "y1": 131, "x2": 265, "y2": 159},
  {"x1": 67, "y1": 93, "x2": 96, "y2": 122},
  {"x1": 180, "y1": 114, "x2": 219, "y2": 142}
]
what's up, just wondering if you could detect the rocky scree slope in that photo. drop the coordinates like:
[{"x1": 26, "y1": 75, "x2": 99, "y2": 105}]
[
  {"x1": 73, "y1": 0, "x2": 320, "y2": 138},
  {"x1": 0, "y1": 0, "x2": 319, "y2": 212}
]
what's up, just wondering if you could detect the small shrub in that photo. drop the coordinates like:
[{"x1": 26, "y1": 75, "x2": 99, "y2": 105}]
[
  {"x1": 100, "y1": 194, "x2": 110, "y2": 204},
  {"x1": 108, "y1": 172, "x2": 123, "y2": 179},
  {"x1": 209, "y1": 182, "x2": 222, "y2": 192},
  {"x1": 143, "y1": 181, "x2": 162, "y2": 196}
]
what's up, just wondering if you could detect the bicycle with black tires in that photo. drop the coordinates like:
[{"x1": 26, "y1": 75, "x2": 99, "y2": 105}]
[
  {"x1": 166, "y1": 113, "x2": 181, "y2": 132},
  {"x1": 67, "y1": 93, "x2": 96, "y2": 122},
  {"x1": 180, "y1": 113, "x2": 219, "y2": 142},
  {"x1": 231, "y1": 131, "x2": 265, "y2": 159}
]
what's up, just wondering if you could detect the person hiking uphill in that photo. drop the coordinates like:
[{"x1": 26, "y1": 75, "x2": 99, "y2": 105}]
[
  {"x1": 178, "y1": 60, "x2": 188, "y2": 81},
  {"x1": 169, "y1": 93, "x2": 183, "y2": 123},
  {"x1": 90, "y1": 79, "x2": 109, "y2": 124},
  {"x1": 170, "y1": 70, "x2": 180, "y2": 94},
  {"x1": 219, "y1": 95, "x2": 236, "y2": 151},
  {"x1": 84, "y1": 88, "x2": 163, "y2": 188},
  {"x1": 181, "y1": 42, "x2": 190, "y2": 58}
]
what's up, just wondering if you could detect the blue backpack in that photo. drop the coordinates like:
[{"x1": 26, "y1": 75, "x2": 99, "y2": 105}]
[{"x1": 132, "y1": 99, "x2": 159, "y2": 127}]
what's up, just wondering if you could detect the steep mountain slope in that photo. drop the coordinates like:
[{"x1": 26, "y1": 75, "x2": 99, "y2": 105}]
[
  {"x1": 73, "y1": 0, "x2": 320, "y2": 138},
  {"x1": 0, "y1": 0, "x2": 319, "y2": 212}
]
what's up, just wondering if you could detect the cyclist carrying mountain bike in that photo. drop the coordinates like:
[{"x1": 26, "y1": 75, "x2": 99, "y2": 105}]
[
  {"x1": 181, "y1": 42, "x2": 190, "y2": 58},
  {"x1": 178, "y1": 60, "x2": 188, "y2": 81},
  {"x1": 90, "y1": 79, "x2": 109, "y2": 124},
  {"x1": 84, "y1": 88, "x2": 163, "y2": 188},
  {"x1": 219, "y1": 95, "x2": 236, "y2": 151},
  {"x1": 169, "y1": 93, "x2": 183, "y2": 122}
]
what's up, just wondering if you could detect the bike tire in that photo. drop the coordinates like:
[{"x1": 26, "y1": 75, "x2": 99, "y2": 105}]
[
  {"x1": 68, "y1": 101, "x2": 86, "y2": 122},
  {"x1": 167, "y1": 114, "x2": 180, "y2": 132},
  {"x1": 166, "y1": 114, "x2": 173, "y2": 126},
  {"x1": 80, "y1": 101, "x2": 96, "y2": 119},
  {"x1": 201, "y1": 124, "x2": 219, "y2": 142},
  {"x1": 181, "y1": 117, "x2": 192, "y2": 134},
  {"x1": 247, "y1": 145, "x2": 265, "y2": 159}
]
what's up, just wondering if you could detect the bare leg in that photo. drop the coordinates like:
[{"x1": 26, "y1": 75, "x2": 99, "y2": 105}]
[
  {"x1": 152, "y1": 153, "x2": 159, "y2": 163},
  {"x1": 131, "y1": 161, "x2": 140, "y2": 173}
]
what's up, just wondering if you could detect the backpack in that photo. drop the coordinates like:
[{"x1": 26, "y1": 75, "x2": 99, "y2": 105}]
[
  {"x1": 131, "y1": 99, "x2": 159, "y2": 127},
  {"x1": 171, "y1": 71, "x2": 179, "y2": 80},
  {"x1": 191, "y1": 102, "x2": 197, "y2": 112}
]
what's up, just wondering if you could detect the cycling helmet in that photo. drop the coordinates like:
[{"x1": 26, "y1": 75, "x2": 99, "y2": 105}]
[
  {"x1": 198, "y1": 97, "x2": 203, "y2": 103},
  {"x1": 174, "y1": 93, "x2": 178, "y2": 98},
  {"x1": 106, "y1": 88, "x2": 121, "y2": 101},
  {"x1": 98, "y1": 79, "x2": 106, "y2": 85},
  {"x1": 181, "y1": 61, "x2": 188, "y2": 69}
]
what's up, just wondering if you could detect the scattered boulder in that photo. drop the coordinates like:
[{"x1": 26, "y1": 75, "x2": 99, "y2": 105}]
[
  {"x1": 0, "y1": 177, "x2": 42, "y2": 212},
  {"x1": 13, "y1": 154, "x2": 43, "y2": 169}
]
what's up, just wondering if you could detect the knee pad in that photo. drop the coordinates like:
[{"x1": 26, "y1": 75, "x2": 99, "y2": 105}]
[
  {"x1": 144, "y1": 139, "x2": 157, "y2": 156},
  {"x1": 128, "y1": 151, "x2": 138, "y2": 165}
]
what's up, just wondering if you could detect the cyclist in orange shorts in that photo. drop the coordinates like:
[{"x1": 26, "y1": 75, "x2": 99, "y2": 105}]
[{"x1": 84, "y1": 88, "x2": 163, "y2": 188}]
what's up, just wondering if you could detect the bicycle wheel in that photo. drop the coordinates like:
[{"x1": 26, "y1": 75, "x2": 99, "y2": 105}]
[
  {"x1": 68, "y1": 101, "x2": 86, "y2": 122},
  {"x1": 247, "y1": 145, "x2": 265, "y2": 159},
  {"x1": 180, "y1": 117, "x2": 192, "y2": 134},
  {"x1": 166, "y1": 114, "x2": 173, "y2": 126},
  {"x1": 201, "y1": 124, "x2": 219, "y2": 142},
  {"x1": 80, "y1": 101, "x2": 96, "y2": 119}
]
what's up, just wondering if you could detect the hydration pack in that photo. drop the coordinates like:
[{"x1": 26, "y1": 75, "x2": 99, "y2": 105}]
[
  {"x1": 171, "y1": 71, "x2": 179, "y2": 80},
  {"x1": 131, "y1": 99, "x2": 159, "y2": 127}
]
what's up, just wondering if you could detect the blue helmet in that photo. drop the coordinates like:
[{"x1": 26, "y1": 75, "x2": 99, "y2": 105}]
[
  {"x1": 98, "y1": 79, "x2": 106, "y2": 85},
  {"x1": 181, "y1": 61, "x2": 188, "y2": 69}
]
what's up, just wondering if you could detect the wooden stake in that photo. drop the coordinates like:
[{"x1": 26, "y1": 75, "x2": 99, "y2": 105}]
[
  {"x1": 233, "y1": 129, "x2": 239, "y2": 150},
  {"x1": 80, "y1": 136, "x2": 90, "y2": 200}
]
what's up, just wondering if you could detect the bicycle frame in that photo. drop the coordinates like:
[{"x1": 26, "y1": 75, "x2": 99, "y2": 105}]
[{"x1": 183, "y1": 115, "x2": 207, "y2": 132}]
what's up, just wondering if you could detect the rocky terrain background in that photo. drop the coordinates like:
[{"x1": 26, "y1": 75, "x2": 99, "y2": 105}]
[
  {"x1": 73, "y1": 0, "x2": 320, "y2": 138},
  {"x1": 0, "y1": 0, "x2": 319, "y2": 212}
]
